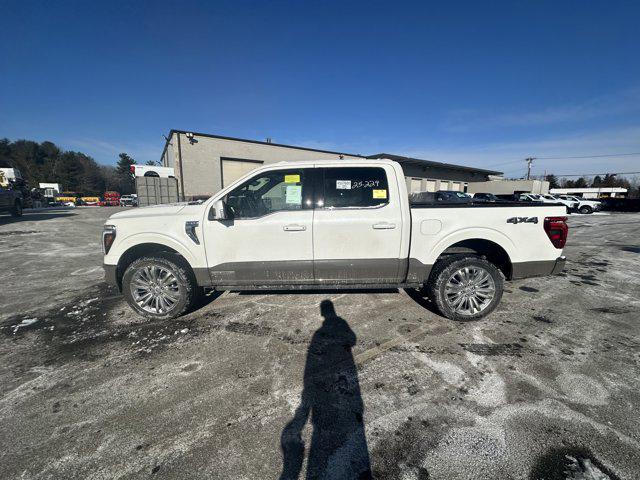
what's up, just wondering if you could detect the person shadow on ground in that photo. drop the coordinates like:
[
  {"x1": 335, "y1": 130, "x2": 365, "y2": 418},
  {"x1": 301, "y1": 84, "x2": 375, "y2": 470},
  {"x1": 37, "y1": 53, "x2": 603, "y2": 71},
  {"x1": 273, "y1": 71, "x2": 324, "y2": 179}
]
[{"x1": 279, "y1": 300, "x2": 372, "y2": 480}]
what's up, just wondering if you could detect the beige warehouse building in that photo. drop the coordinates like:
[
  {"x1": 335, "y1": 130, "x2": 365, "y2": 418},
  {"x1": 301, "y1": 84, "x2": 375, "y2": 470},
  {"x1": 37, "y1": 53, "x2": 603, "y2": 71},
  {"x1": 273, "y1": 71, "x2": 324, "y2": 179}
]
[{"x1": 160, "y1": 130, "x2": 502, "y2": 200}]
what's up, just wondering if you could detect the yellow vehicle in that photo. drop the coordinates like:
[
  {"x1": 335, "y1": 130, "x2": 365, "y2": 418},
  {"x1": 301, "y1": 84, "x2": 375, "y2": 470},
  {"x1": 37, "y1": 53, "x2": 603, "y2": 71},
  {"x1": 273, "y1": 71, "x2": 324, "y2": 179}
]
[
  {"x1": 55, "y1": 191, "x2": 79, "y2": 204},
  {"x1": 80, "y1": 196, "x2": 100, "y2": 205}
]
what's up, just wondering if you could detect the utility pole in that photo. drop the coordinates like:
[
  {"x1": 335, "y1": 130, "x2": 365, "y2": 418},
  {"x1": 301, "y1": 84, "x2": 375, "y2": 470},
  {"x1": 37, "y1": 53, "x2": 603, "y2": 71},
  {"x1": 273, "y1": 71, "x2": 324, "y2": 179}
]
[{"x1": 525, "y1": 157, "x2": 535, "y2": 180}]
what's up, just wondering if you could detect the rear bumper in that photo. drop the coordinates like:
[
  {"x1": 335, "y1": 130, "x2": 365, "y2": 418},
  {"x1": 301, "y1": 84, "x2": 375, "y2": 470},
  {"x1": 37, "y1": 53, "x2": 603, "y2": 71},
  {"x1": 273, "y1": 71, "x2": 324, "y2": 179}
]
[{"x1": 511, "y1": 256, "x2": 566, "y2": 279}]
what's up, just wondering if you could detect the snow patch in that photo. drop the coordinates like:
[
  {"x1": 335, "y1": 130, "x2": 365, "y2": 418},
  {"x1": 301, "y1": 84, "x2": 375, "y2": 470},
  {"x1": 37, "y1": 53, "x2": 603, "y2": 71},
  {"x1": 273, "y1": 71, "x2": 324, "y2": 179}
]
[{"x1": 12, "y1": 318, "x2": 39, "y2": 333}]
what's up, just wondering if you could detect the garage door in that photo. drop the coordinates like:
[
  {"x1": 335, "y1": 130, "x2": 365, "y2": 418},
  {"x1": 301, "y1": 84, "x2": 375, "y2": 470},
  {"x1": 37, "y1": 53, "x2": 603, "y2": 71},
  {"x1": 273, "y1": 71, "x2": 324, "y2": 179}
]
[
  {"x1": 221, "y1": 159, "x2": 263, "y2": 187},
  {"x1": 426, "y1": 180, "x2": 437, "y2": 192},
  {"x1": 410, "y1": 178, "x2": 422, "y2": 193}
]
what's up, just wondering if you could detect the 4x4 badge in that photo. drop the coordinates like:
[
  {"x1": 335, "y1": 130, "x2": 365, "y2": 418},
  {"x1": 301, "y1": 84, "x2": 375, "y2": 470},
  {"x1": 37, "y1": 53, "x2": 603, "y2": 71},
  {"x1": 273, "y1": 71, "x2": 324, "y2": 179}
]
[{"x1": 507, "y1": 217, "x2": 538, "y2": 224}]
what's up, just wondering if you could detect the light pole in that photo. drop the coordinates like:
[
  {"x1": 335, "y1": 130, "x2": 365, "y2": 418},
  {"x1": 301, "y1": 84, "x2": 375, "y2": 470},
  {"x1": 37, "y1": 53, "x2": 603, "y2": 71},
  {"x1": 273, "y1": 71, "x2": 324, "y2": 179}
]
[{"x1": 525, "y1": 157, "x2": 535, "y2": 180}]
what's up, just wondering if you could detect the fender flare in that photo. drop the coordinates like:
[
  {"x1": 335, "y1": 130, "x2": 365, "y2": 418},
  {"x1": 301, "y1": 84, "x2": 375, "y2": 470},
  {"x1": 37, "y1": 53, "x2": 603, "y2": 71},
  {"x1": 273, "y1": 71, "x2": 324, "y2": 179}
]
[
  {"x1": 114, "y1": 233, "x2": 199, "y2": 268},
  {"x1": 427, "y1": 227, "x2": 517, "y2": 265}
]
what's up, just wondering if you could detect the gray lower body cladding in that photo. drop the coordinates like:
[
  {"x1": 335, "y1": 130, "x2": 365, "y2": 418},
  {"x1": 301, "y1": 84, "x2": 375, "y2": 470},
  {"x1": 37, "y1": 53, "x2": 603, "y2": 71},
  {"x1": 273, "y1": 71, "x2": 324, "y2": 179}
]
[
  {"x1": 511, "y1": 256, "x2": 566, "y2": 279},
  {"x1": 205, "y1": 258, "x2": 432, "y2": 287},
  {"x1": 104, "y1": 264, "x2": 118, "y2": 287}
]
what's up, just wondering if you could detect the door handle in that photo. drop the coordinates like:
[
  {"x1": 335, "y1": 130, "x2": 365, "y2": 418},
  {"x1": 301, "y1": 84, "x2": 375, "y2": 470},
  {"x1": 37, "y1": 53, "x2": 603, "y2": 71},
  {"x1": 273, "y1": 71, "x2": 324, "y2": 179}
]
[
  {"x1": 372, "y1": 222, "x2": 396, "y2": 229},
  {"x1": 283, "y1": 224, "x2": 306, "y2": 231}
]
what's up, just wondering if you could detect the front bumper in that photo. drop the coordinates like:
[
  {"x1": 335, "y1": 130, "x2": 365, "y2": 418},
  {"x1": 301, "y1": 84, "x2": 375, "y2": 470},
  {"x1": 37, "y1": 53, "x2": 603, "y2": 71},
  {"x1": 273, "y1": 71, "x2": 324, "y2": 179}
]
[
  {"x1": 511, "y1": 256, "x2": 566, "y2": 279},
  {"x1": 104, "y1": 264, "x2": 118, "y2": 288}
]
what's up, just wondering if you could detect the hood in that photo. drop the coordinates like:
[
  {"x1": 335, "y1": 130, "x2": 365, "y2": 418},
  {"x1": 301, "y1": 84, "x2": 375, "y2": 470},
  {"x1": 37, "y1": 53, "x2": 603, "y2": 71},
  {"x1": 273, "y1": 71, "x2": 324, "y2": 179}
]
[{"x1": 108, "y1": 203, "x2": 189, "y2": 220}]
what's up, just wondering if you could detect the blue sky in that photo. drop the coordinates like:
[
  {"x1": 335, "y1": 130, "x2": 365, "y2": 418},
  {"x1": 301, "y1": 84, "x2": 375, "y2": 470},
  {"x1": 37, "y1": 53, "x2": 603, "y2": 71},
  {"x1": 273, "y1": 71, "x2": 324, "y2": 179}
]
[{"x1": 1, "y1": 0, "x2": 639, "y2": 178}]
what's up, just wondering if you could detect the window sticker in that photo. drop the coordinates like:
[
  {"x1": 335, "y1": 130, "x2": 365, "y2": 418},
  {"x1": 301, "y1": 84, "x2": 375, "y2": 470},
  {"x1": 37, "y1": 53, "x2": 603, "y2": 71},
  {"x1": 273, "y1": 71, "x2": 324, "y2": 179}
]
[
  {"x1": 285, "y1": 174, "x2": 300, "y2": 183},
  {"x1": 336, "y1": 180, "x2": 352, "y2": 190},
  {"x1": 285, "y1": 185, "x2": 302, "y2": 204},
  {"x1": 372, "y1": 189, "x2": 387, "y2": 199}
]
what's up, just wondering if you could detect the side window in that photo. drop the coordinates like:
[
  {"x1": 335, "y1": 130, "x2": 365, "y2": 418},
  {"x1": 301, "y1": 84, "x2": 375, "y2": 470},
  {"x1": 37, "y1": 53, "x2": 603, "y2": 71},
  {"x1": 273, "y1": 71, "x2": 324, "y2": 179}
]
[
  {"x1": 323, "y1": 167, "x2": 389, "y2": 208},
  {"x1": 225, "y1": 169, "x2": 309, "y2": 219}
]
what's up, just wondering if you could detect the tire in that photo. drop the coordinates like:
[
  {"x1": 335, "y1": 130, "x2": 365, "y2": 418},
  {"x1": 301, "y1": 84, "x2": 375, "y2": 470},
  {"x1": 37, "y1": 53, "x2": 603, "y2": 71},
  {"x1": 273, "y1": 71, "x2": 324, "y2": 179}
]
[
  {"x1": 579, "y1": 205, "x2": 593, "y2": 214},
  {"x1": 122, "y1": 252, "x2": 199, "y2": 320},
  {"x1": 426, "y1": 254, "x2": 504, "y2": 321},
  {"x1": 11, "y1": 200, "x2": 23, "y2": 217}
]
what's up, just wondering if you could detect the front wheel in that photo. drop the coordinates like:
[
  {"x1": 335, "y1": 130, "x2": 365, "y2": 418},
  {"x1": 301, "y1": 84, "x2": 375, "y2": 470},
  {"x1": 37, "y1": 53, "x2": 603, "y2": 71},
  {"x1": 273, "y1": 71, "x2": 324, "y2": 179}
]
[
  {"x1": 426, "y1": 255, "x2": 504, "y2": 321},
  {"x1": 122, "y1": 253, "x2": 199, "y2": 320}
]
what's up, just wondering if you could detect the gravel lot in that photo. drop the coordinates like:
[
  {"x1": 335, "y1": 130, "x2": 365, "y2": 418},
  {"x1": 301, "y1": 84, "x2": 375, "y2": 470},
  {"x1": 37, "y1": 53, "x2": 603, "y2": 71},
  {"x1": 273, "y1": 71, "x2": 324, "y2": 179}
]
[{"x1": 1, "y1": 208, "x2": 639, "y2": 479}]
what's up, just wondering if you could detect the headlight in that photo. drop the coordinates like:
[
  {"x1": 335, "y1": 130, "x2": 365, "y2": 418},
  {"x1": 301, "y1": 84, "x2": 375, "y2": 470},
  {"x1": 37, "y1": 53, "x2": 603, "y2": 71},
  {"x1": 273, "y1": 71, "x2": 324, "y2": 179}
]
[{"x1": 102, "y1": 225, "x2": 116, "y2": 254}]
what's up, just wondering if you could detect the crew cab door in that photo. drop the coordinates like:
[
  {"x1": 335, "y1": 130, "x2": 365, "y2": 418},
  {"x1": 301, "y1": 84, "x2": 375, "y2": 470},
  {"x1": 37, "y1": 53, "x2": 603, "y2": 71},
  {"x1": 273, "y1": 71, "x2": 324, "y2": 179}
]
[
  {"x1": 202, "y1": 167, "x2": 314, "y2": 286},
  {"x1": 313, "y1": 165, "x2": 404, "y2": 284}
]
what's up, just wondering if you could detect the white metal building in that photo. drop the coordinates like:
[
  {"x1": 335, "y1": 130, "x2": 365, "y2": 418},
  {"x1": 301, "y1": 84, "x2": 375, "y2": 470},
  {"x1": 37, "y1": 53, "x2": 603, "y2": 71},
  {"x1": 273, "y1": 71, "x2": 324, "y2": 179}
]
[
  {"x1": 549, "y1": 187, "x2": 627, "y2": 199},
  {"x1": 159, "y1": 130, "x2": 502, "y2": 200}
]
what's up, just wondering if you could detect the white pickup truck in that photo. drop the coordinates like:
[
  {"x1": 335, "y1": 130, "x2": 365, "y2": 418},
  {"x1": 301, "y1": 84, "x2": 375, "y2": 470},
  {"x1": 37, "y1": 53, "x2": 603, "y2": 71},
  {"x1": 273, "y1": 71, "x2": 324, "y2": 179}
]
[{"x1": 102, "y1": 159, "x2": 568, "y2": 321}]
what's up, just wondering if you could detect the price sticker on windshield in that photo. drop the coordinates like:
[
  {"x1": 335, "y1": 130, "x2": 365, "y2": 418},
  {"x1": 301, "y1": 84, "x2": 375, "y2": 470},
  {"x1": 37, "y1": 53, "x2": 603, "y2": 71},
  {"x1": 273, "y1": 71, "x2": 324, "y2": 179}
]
[
  {"x1": 372, "y1": 189, "x2": 387, "y2": 199},
  {"x1": 336, "y1": 180, "x2": 351, "y2": 190},
  {"x1": 285, "y1": 174, "x2": 300, "y2": 183}
]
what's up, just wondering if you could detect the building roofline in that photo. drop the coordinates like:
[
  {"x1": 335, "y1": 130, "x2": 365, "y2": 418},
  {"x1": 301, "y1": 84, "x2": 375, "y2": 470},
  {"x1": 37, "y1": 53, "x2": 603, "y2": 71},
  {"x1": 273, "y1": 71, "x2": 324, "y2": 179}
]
[
  {"x1": 367, "y1": 153, "x2": 503, "y2": 176},
  {"x1": 159, "y1": 130, "x2": 503, "y2": 176},
  {"x1": 160, "y1": 129, "x2": 365, "y2": 161}
]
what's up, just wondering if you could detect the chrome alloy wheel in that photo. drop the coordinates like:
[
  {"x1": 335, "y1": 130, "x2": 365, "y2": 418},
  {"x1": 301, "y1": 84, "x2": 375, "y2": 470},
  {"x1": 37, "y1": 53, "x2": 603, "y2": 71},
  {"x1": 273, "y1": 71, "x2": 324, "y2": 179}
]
[
  {"x1": 130, "y1": 265, "x2": 182, "y2": 314},
  {"x1": 444, "y1": 266, "x2": 496, "y2": 316}
]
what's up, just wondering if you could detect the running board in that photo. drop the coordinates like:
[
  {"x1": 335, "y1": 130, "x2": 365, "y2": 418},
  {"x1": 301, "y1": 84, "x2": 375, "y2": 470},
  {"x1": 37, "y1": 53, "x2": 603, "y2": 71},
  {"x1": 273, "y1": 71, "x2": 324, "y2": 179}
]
[{"x1": 210, "y1": 283, "x2": 422, "y2": 292}]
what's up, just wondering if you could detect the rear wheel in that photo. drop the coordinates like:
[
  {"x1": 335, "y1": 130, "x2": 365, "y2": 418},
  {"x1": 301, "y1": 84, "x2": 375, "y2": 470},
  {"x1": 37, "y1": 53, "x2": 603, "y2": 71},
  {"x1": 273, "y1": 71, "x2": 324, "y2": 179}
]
[
  {"x1": 427, "y1": 255, "x2": 504, "y2": 321},
  {"x1": 11, "y1": 200, "x2": 22, "y2": 217},
  {"x1": 122, "y1": 253, "x2": 199, "y2": 320},
  {"x1": 579, "y1": 205, "x2": 593, "y2": 214}
]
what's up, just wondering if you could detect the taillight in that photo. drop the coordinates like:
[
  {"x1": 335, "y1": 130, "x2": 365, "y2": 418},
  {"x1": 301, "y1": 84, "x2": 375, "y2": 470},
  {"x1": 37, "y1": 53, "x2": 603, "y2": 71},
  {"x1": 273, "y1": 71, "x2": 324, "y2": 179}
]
[
  {"x1": 102, "y1": 225, "x2": 117, "y2": 254},
  {"x1": 544, "y1": 216, "x2": 568, "y2": 249}
]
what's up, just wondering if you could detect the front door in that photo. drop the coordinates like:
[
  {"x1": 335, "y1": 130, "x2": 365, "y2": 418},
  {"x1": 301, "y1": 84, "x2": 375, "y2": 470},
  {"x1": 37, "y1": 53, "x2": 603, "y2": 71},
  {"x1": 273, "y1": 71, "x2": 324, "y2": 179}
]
[
  {"x1": 202, "y1": 167, "x2": 314, "y2": 286},
  {"x1": 312, "y1": 165, "x2": 404, "y2": 284}
]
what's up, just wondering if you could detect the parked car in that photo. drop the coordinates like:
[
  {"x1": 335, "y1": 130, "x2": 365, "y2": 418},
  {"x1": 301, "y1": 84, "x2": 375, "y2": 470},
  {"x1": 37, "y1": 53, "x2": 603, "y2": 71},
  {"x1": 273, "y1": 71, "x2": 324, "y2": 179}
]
[
  {"x1": 119, "y1": 194, "x2": 138, "y2": 207},
  {"x1": 471, "y1": 193, "x2": 500, "y2": 202},
  {"x1": 518, "y1": 193, "x2": 545, "y2": 202},
  {"x1": 0, "y1": 169, "x2": 24, "y2": 216},
  {"x1": 495, "y1": 194, "x2": 520, "y2": 201},
  {"x1": 101, "y1": 191, "x2": 121, "y2": 207},
  {"x1": 556, "y1": 195, "x2": 601, "y2": 214},
  {"x1": 537, "y1": 194, "x2": 579, "y2": 212},
  {"x1": 0, "y1": 185, "x2": 23, "y2": 216},
  {"x1": 410, "y1": 190, "x2": 472, "y2": 204},
  {"x1": 102, "y1": 159, "x2": 568, "y2": 322},
  {"x1": 599, "y1": 197, "x2": 640, "y2": 212}
]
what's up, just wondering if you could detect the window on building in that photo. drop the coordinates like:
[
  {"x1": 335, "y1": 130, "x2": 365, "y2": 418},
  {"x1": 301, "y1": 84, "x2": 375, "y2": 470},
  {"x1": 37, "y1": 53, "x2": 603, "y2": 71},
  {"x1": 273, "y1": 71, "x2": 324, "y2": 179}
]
[
  {"x1": 322, "y1": 167, "x2": 389, "y2": 208},
  {"x1": 225, "y1": 169, "x2": 309, "y2": 219}
]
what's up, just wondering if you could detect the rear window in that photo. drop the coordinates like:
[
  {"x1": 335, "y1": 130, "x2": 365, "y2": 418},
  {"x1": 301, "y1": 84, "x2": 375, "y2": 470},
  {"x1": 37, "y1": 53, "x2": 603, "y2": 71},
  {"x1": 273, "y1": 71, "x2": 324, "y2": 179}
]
[{"x1": 322, "y1": 167, "x2": 389, "y2": 208}]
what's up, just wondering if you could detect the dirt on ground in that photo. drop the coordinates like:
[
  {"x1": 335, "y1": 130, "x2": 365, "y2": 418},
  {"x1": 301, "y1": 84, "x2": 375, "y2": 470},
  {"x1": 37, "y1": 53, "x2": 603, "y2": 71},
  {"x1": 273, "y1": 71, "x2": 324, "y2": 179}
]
[{"x1": 1, "y1": 208, "x2": 639, "y2": 479}]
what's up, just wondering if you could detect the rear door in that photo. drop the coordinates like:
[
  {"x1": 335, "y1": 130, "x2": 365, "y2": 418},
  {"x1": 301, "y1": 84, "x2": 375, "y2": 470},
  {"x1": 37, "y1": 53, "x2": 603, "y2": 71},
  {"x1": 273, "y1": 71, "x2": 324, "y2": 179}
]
[{"x1": 312, "y1": 165, "x2": 404, "y2": 284}]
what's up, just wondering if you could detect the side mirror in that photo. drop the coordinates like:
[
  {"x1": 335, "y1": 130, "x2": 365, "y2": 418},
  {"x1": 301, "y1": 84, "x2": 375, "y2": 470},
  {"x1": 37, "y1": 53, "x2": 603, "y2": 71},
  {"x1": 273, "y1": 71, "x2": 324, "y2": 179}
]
[{"x1": 209, "y1": 199, "x2": 229, "y2": 220}]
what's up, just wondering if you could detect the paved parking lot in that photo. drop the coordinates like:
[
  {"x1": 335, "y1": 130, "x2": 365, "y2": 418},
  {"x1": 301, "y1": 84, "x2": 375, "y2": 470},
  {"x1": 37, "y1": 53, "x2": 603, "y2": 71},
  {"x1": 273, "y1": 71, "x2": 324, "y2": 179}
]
[{"x1": 1, "y1": 208, "x2": 639, "y2": 479}]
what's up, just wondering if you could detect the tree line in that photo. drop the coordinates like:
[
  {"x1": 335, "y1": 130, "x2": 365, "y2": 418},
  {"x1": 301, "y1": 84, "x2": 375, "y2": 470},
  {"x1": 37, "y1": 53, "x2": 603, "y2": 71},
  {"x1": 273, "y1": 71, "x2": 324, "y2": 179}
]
[
  {"x1": 0, "y1": 138, "x2": 157, "y2": 196},
  {"x1": 544, "y1": 173, "x2": 636, "y2": 192}
]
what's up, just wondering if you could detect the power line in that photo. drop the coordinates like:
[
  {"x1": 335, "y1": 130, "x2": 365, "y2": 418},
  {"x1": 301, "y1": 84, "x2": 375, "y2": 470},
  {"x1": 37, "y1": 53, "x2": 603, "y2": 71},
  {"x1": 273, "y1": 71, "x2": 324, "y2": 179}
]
[
  {"x1": 550, "y1": 171, "x2": 640, "y2": 177},
  {"x1": 536, "y1": 152, "x2": 640, "y2": 160},
  {"x1": 484, "y1": 151, "x2": 640, "y2": 168}
]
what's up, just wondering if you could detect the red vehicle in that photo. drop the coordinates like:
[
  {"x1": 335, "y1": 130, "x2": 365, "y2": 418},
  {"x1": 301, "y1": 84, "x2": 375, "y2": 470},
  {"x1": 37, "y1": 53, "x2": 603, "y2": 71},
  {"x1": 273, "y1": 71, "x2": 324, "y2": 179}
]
[{"x1": 100, "y1": 191, "x2": 121, "y2": 207}]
